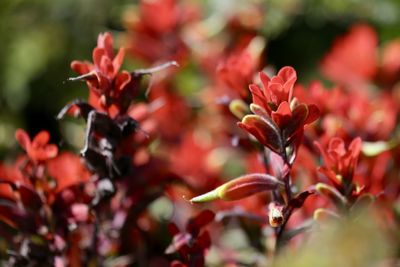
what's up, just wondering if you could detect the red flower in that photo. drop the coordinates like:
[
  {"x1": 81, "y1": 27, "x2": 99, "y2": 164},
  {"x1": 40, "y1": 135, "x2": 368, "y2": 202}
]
[
  {"x1": 15, "y1": 129, "x2": 58, "y2": 163},
  {"x1": 249, "y1": 66, "x2": 297, "y2": 110},
  {"x1": 71, "y1": 32, "x2": 132, "y2": 116},
  {"x1": 238, "y1": 67, "x2": 319, "y2": 157},
  {"x1": 315, "y1": 137, "x2": 362, "y2": 189},
  {"x1": 321, "y1": 24, "x2": 378, "y2": 86}
]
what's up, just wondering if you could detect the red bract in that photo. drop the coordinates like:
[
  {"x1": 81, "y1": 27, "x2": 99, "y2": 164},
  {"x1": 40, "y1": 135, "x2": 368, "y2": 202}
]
[
  {"x1": 321, "y1": 24, "x2": 378, "y2": 86},
  {"x1": 249, "y1": 66, "x2": 297, "y2": 110},
  {"x1": 15, "y1": 129, "x2": 58, "y2": 163},
  {"x1": 238, "y1": 67, "x2": 319, "y2": 156},
  {"x1": 166, "y1": 210, "x2": 214, "y2": 267}
]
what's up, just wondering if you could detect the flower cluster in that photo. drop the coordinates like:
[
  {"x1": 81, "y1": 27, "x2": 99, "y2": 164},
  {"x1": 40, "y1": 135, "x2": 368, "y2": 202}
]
[
  {"x1": 1, "y1": 1, "x2": 400, "y2": 267},
  {"x1": 239, "y1": 67, "x2": 319, "y2": 161}
]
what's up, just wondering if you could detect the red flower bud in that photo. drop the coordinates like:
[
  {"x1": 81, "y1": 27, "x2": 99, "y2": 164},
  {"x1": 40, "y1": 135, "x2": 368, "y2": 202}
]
[
  {"x1": 191, "y1": 173, "x2": 283, "y2": 203},
  {"x1": 268, "y1": 202, "x2": 285, "y2": 228}
]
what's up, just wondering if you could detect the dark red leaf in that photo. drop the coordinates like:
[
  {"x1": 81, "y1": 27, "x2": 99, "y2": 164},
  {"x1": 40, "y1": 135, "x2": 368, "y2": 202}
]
[
  {"x1": 238, "y1": 114, "x2": 283, "y2": 154},
  {"x1": 186, "y1": 210, "x2": 214, "y2": 236},
  {"x1": 18, "y1": 185, "x2": 42, "y2": 212},
  {"x1": 168, "y1": 222, "x2": 180, "y2": 236}
]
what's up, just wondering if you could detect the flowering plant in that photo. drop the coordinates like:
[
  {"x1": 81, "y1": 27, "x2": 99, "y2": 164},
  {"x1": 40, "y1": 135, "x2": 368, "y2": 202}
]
[{"x1": 0, "y1": 1, "x2": 400, "y2": 266}]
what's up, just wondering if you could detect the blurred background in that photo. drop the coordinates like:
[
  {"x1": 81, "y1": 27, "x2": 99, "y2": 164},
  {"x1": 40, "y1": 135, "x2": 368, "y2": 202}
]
[{"x1": 0, "y1": 0, "x2": 399, "y2": 159}]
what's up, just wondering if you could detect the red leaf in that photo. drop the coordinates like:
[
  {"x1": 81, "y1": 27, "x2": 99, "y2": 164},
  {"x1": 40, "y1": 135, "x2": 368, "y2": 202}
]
[
  {"x1": 194, "y1": 230, "x2": 211, "y2": 250},
  {"x1": 18, "y1": 185, "x2": 42, "y2": 211},
  {"x1": 168, "y1": 222, "x2": 180, "y2": 236},
  {"x1": 238, "y1": 114, "x2": 283, "y2": 154},
  {"x1": 186, "y1": 210, "x2": 214, "y2": 235},
  {"x1": 282, "y1": 103, "x2": 308, "y2": 140}
]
